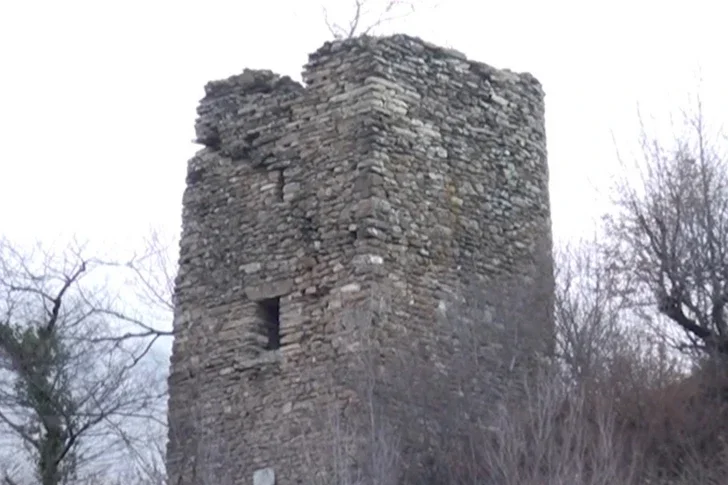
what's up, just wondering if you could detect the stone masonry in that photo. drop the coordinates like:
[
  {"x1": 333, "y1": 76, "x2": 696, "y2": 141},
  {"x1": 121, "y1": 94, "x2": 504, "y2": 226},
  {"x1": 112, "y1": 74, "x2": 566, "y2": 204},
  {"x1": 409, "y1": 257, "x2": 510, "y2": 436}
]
[{"x1": 166, "y1": 34, "x2": 554, "y2": 485}]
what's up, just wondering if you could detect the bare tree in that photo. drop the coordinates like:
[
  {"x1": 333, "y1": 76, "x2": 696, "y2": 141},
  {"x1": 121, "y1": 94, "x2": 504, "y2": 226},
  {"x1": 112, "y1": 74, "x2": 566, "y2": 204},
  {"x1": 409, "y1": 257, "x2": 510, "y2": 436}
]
[
  {"x1": 0, "y1": 237, "x2": 172, "y2": 485},
  {"x1": 122, "y1": 228, "x2": 177, "y2": 316},
  {"x1": 552, "y1": 239, "x2": 654, "y2": 386},
  {"x1": 605, "y1": 95, "x2": 728, "y2": 359},
  {"x1": 322, "y1": 0, "x2": 419, "y2": 40}
]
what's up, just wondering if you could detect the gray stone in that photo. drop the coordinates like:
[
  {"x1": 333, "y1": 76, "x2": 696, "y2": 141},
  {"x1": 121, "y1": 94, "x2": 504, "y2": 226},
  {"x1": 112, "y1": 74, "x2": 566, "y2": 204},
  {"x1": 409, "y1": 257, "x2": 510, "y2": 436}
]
[
  {"x1": 253, "y1": 468, "x2": 275, "y2": 485},
  {"x1": 244, "y1": 279, "x2": 293, "y2": 301}
]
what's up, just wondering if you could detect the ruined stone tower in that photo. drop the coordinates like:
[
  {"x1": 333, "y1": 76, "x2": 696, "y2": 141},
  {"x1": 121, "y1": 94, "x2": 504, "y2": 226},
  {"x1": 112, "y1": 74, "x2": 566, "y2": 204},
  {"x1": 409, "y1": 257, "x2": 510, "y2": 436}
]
[{"x1": 166, "y1": 35, "x2": 553, "y2": 485}]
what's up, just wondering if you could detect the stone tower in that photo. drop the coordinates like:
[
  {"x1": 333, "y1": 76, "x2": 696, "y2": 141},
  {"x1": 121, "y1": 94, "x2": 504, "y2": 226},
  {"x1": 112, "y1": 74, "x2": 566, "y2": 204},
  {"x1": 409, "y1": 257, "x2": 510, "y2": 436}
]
[{"x1": 166, "y1": 35, "x2": 553, "y2": 485}]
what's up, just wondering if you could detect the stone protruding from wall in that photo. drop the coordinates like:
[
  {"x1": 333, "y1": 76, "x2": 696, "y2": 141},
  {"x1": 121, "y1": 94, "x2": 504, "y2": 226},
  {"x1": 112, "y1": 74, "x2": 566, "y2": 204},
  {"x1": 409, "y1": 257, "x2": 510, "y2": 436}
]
[
  {"x1": 253, "y1": 467, "x2": 276, "y2": 485},
  {"x1": 166, "y1": 34, "x2": 553, "y2": 485}
]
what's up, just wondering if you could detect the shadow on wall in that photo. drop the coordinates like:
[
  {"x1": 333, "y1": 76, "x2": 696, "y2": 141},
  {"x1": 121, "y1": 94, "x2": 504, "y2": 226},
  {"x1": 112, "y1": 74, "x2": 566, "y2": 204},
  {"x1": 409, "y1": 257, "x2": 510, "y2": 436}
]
[{"x1": 289, "y1": 271, "x2": 555, "y2": 485}]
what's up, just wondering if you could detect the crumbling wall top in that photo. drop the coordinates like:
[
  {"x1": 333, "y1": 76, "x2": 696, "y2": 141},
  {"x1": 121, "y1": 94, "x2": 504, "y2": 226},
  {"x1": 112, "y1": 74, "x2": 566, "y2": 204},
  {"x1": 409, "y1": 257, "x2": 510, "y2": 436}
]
[
  {"x1": 203, "y1": 68, "x2": 303, "y2": 97},
  {"x1": 194, "y1": 68, "x2": 304, "y2": 155},
  {"x1": 194, "y1": 34, "x2": 544, "y2": 154},
  {"x1": 304, "y1": 33, "x2": 543, "y2": 91}
]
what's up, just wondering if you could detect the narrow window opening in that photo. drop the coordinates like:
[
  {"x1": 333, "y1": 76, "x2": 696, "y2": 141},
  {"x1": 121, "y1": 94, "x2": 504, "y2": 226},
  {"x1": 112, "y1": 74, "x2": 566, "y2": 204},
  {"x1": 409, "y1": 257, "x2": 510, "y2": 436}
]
[
  {"x1": 257, "y1": 297, "x2": 281, "y2": 350},
  {"x1": 276, "y1": 170, "x2": 284, "y2": 201}
]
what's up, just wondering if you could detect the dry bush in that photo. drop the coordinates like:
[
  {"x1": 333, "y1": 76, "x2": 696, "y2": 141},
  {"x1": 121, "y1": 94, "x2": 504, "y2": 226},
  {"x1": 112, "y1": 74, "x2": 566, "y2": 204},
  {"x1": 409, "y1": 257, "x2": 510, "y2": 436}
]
[
  {"x1": 299, "y1": 398, "x2": 401, "y2": 485},
  {"x1": 296, "y1": 272, "x2": 556, "y2": 485},
  {"x1": 295, "y1": 299, "x2": 403, "y2": 485},
  {"x1": 616, "y1": 358, "x2": 728, "y2": 482},
  {"x1": 450, "y1": 368, "x2": 640, "y2": 485},
  {"x1": 322, "y1": 0, "x2": 419, "y2": 40},
  {"x1": 429, "y1": 335, "x2": 728, "y2": 485},
  {"x1": 322, "y1": 245, "x2": 728, "y2": 484}
]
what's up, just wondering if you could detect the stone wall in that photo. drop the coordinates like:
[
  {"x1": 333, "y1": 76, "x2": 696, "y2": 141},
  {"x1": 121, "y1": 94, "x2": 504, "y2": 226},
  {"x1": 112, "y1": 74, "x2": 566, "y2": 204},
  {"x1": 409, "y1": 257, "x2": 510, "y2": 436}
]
[{"x1": 165, "y1": 34, "x2": 554, "y2": 485}]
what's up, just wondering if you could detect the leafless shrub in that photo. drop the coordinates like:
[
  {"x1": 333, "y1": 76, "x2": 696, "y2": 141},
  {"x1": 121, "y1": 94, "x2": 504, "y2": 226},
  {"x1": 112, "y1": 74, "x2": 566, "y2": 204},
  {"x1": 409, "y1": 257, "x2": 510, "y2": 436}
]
[
  {"x1": 122, "y1": 228, "x2": 177, "y2": 315},
  {"x1": 474, "y1": 369, "x2": 640, "y2": 485},
  {"x1": 298, "y1": 297, "x2": 402, "y2": 485},
  {"x1": 616, "y1": 358, "x2": 728, "y2": 481},
  {"x1": 300, "y1": 398, "x2": 400, "y2": 485},
  {"x1": 298, "y1": 273, "x2": 555, "y2": 484},
  {"x1": 398, "y1": 261, "x2": 636, "y2": 484},
  {"x1": 668, "y1": 441, "x2": 728, "y2": 485},
  {"x1": 433, "y1": 243, "x2": 728, "y2": 484},
  {"x1": 292, "y1": 244, "x2": 728, "y2": 484},
  {"x1": 434, "y1": 323, "x2": 728, "y2": 485},
  {"x1": 322, "y1": 0, "x2": 418, "y2": 40},
  {"x1": 553, "y1": 240, "x2": 632, "y2": 383}
]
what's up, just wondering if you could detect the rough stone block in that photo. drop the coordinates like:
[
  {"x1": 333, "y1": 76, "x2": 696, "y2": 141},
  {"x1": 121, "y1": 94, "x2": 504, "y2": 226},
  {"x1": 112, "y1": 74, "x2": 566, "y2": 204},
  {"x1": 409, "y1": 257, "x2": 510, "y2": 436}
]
[{"x1": 253, "y1": 468, "x2": 275, "y2": 485}]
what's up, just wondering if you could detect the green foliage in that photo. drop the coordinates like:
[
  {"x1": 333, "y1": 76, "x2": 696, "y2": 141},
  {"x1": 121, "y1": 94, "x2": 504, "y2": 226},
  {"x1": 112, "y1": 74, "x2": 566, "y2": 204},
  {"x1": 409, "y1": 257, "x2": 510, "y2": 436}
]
[{"x1": 0, "y1": 319, "x2": 78, "y2": 485}]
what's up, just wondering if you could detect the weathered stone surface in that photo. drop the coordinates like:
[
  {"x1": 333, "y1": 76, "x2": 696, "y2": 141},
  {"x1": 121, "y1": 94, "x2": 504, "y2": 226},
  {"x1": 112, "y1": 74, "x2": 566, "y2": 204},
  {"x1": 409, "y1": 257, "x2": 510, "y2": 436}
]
[
  {"x1": 253, "y1": 467, "x2": 275, "y2": 485},
  {"x1": 244, "y1": 279, "x2": 294, "y2": 301},
  {"x1": 165, "y1": 33, "x2": 554, "y2": 485}
]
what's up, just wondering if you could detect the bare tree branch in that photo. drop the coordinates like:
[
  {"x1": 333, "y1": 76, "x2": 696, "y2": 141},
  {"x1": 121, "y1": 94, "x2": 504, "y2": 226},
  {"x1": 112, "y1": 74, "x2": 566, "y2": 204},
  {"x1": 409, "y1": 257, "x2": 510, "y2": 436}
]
[
  {"x1": 322, "y1": 0, "x2": 418, "y2": 40},
  {"x1": 606, "y1": 95, "x2": 728, "y2": 358}
]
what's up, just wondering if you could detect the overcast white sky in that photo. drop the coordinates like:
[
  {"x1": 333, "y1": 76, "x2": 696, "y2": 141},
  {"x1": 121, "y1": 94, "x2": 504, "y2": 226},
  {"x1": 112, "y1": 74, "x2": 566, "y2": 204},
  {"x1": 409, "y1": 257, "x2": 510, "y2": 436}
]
[{"x1": 1, "y1": 0, "x2": 727, "y2": 255}]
